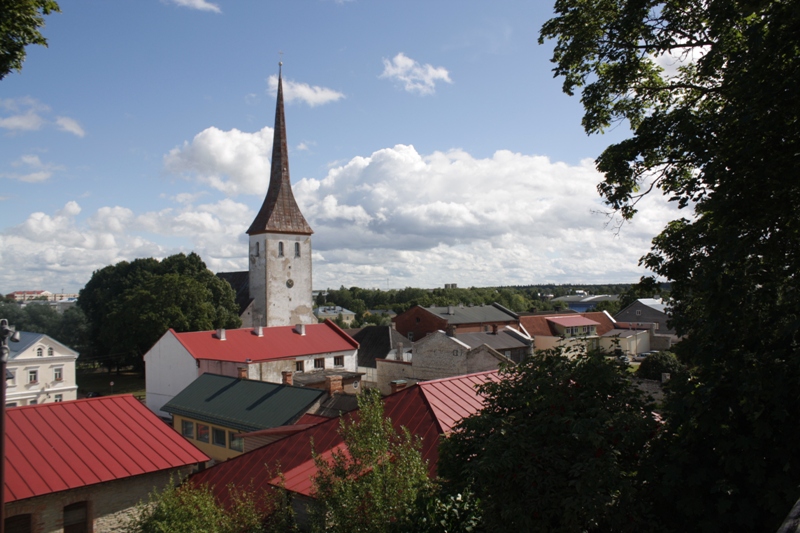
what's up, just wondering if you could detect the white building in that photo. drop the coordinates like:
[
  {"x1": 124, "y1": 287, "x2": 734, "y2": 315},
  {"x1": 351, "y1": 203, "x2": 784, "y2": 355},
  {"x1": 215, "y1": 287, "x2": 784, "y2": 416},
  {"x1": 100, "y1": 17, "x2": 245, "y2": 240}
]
[
  {"x1": 6, "y1": 332, "x2": 79, "y2": 406},
  {"x1": 144, "y1": 322, "x2": 360, "y2": 418}
]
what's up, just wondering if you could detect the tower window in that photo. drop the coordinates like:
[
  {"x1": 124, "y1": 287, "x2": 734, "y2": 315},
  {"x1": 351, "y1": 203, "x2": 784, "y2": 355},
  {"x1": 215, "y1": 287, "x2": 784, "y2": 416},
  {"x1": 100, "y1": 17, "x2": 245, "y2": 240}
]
[
  {"x1": 295, "y1": 242, "x2": 301, "y2": 257},
  {"x1": 255, "y1": 242, "x2": 260, "y2": 257},
  {"x1": 278, "y1": 242, "x2": 284, "y2": 257}
]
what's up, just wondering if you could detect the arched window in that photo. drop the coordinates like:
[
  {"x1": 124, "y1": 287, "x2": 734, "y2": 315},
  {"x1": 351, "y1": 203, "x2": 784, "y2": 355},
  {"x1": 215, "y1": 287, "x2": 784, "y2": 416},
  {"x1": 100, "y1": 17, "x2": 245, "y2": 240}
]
[
  {"x1": 255, "y1": 242, "x2": 260, "y2": 257},
  {"x1": 36, "y1": 347, "x2": 43, "y2": 357},
  {"x1": 48, "y1": 347, "x2": 54, "y2": 356},
  {"x1": 278, "y1": 242, "x2": 284, "y2": 257},
  {"x1": 294, "y1": 242, "x2": 301, "y2": 257}
]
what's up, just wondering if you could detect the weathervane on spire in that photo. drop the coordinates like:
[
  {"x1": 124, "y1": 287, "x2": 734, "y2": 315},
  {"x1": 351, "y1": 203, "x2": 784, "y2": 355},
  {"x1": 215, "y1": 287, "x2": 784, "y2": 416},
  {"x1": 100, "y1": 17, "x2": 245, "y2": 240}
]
[{"x1": 278, "y1": 50, "x2": 284, "y2": 74}]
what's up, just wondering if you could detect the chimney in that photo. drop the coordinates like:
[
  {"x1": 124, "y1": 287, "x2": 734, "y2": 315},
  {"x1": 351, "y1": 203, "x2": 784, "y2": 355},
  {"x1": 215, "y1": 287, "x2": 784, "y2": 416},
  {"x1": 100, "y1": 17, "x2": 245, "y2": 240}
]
[
  {"x1": 282, "y1": 370, "x2": 293, "y2": 386},
  {"x1": 253, "y1": 326, "x2": 263, "y2": 337},
  {"x1": 492, "y1": 324, "x2": 499, "y2": 335},
  {"x1": 446, "y1": 325, "x2": 457, "y2": 337},
  {"x1": 390, "y1": 380, "x2": 407, "y2": 394},
  {"x1": 325, "y1": 375, "x2": 343, "y2": 396},
  {"x1": 216, "y1": 328, "x2": 226, "y2": 341},
  {"x1": 237, "y1": 367, "x2": 247, "y2": 379},
  {"x1": 295, "y1": 323, "x2": 306, "y2": 336},
  {"x1": 447, "y1": 305, "x2": 455, "y2": 315}
]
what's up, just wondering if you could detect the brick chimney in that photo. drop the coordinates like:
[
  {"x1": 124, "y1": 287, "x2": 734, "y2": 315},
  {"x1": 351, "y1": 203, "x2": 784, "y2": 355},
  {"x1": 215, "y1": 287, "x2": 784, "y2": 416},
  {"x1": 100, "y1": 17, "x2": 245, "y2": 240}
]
[
  {"x1": 282, "y1": 370, "x2": 293, "y2": 386},
  {"x1": 237, "y1": 367, "x2": 247, "y2": 379},
  {"x1": 325, "y1": 375, "x2": 343, "y2": 396},
  {"x1": 492, "y1": 324, "x2": 499, "y2": 335},
  {"x1": 390, "y1": 380, "x2": 407, "y2": 394},
  {"x1": 446, "y1": 325, "x2": 457, "y2": 337}
]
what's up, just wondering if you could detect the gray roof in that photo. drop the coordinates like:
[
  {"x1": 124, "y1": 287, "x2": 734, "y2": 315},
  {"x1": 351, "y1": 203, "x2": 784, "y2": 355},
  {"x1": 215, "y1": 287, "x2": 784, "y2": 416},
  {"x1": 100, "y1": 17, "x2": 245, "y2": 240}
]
[
  {"x1": 346, "y1": 326, "x2": 409, "y2": 368},
  {"x1": 314, "y1": 306, "x2": 355, "y2": 316},
  {"x1": 638, "y1": 298, "x2": 667, "y2": 313},
  {"x1": 162, "y1": 373, "x2": 324, "y2": 433},
  {"x1": 216, "y1": 271, "x2": 253, "y2": 316},
  {"x1": 455, "y1": 330, "x2": 531, "y2": 351},
  {"x1": 423, "y1": 303, "x2": 518, "y2": 325},
  {"x1": 552, "y1": 294, "x2": 619, "y2": 303},
  {"x1": 7, "y1": 331, "x2": 78, "y2": 360}
]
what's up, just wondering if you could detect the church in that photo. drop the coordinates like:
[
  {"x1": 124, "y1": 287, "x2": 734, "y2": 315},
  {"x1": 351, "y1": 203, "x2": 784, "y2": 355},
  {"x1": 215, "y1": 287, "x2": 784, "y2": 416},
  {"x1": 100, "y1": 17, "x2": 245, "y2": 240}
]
[{"x1": 218, "y1": 64, "x2": 316, "y2": 328}]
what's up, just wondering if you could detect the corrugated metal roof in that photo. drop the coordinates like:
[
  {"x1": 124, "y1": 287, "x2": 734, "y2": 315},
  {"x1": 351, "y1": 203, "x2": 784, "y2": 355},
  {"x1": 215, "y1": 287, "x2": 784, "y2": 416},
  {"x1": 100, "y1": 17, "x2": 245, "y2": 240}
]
[
  {"x1": 520, "y1": 311, "x2": 616, "y2": 338},
  {"x1": 423, "y1": 303, "x2": 519, "y2": 325},
  {"x1": 455, "y1": 331, "x2": 530, "y2": 351},
  {"x1": 162, "y1": 373, "x2": 325, "y2": 433},
  {"x1": 189, "y1": 371, "x2": 498, "y2": 502},
  {"x1": 546, "y1": 316, "x2": 601, "y2": 328},
  {"x1": 172, "y1": 320, "x2": 358, "y2": 363},
  {"x1": 4, "y1": 395, "x2": 208, "y2": 503}
]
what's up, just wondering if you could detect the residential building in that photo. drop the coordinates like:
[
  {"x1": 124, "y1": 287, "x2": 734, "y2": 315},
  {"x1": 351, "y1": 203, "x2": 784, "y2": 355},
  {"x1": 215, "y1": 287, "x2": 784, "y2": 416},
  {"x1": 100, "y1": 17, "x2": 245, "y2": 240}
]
[
  {"x1": 314, "y1": 306, "x2": 356, "y2": 325},
  {"x1": 519, "y1": 311, "x2": 617, "y2": 353},
  {"x1": 162, "y1": 373, "x2": 326, "y2": 463},
  {"x1": 3, "y1": 396, "x2": 208, "y2": 532},
  {"x1": 5, "y1": 331, "x2": 79, "y2": 407},
  {"x1": 454, "y1": 326, "x2": 533, "y2": 363},
  {"x1": 5, "y1": 290, "x2": 52, "y2": 301},
  {"x1": 615, "y1": 298, "x2": 675, "y2": 334},
  {"x1": 144, "y1": 321, "x2": 360, "y2": 418},
  {"x1": 216, "y1": 66, "x2": 315, "y2": 328},
  {"x1": 188, "y1": 370, "x2": 501, "y2": 528},
  {"x1": 345, "y1": 325, "x2": 411, "y2": 389},
  {"x1": 376, "y1": 330, "x2": 510, "y2": 395},
  {"x1": 393, "y1": 303, "x2": 520, "y2": 342}
]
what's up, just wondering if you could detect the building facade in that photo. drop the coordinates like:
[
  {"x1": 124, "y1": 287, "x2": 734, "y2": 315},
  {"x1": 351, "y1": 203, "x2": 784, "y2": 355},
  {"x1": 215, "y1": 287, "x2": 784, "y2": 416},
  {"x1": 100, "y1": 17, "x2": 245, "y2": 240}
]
[{"x1": 6, "y1": 331, "x2": 79, "y2": 407}]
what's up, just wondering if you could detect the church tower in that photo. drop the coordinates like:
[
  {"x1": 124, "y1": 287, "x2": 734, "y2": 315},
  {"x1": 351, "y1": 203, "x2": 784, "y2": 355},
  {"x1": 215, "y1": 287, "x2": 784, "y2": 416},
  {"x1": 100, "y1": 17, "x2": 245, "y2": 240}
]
[{"x1": 246, "y1": 64, "x2": 315, "y2": 327}]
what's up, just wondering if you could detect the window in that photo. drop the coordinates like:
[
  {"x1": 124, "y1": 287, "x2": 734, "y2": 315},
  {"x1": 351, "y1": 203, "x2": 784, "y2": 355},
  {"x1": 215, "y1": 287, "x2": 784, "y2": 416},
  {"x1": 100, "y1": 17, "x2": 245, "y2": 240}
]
[
  {"x1": 181, "y1": 420, "x2": 194, "y2": 439},
  {"x1": 5, "y1": 403, "x2": 17, "y2": 408},
  {"x1": 63, "y1": 501, "x2": 88, "y2": 533},
  {"x1": 5, "y1": 513, "x2": 32, "y2": 533},
  {"x1": 48, "y1": 347, "x2": 54, "y2": 356},
  {"x1": 407, "y1": 332, "x2": 414, "y2": 341},
  {"x1": 334, "y1": 356, "x2": 344, "y2": 367},
  {"x1": 278, "y1": 242, "x2": 284, "y2": 257},
  {"x1": 212, "y1": 427, "x2": 226, "y2": 447},
  {"x1": 255, "y1": 241, "x2": 260, "y2": 256},
  {"x1": 36, "y1": 347, "x2": 43, "y2": 357},
  {"x1": 294, "y1": 242, "x2": 301, "y2": 257},
  {"x1": 636, "y1": 310, "x2": 642, "y2": 316},
  {"x1": 54, "y1": 394, "x2": 63, "y2": 403},
  {"x1": 196, "y1": 424, "x2": 210, "y2": 443},
  {"x1": 7, "y1": 370, "x2": 15, "y2": 386},
  {"x1": 314, "y1": 358, "x2": 325, "y2": 369},
  {"x1": 296, "y1": 360, "x2": 304, "y2": 372},
  {"x1": 29, "y1": 400, "x2": 37, "y2": 405},
  {"x1": 229, "y1": 431, "x2": 243, "y2": 452},
  {"x1": 28, "y1": 370, "x2": 38, "y2": 384},
  {"x1": 54, "y1": 367, "x2": 63, "y2": 381}
]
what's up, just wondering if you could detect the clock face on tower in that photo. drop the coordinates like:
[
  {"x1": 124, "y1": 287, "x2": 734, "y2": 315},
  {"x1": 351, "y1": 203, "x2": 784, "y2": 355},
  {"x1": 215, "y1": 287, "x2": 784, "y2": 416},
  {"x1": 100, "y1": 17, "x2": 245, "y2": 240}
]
[{"x1": 286, "y1": 279, "x2": 294, "y2": 288}]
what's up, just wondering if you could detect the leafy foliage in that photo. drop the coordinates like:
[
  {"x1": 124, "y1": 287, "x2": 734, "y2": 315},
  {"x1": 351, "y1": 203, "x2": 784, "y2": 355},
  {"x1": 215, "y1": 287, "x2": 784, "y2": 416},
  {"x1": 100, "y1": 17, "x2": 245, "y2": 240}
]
[
  {"x1": 635, "y1": 351, "x2": 683, "y2": 381},
  {"x1": 310, "y1": 388, "x2": 432, "y2": 533},
  {"x1": 542, "y1": 0, "x2": 800, "y2": 530},
  {"x1": 0, "y1": 0, "x2": 59, "y2": 79},
  {"x1": 0, "y1": 302, "x2": 88, "y2": 354},
  {"x1": 78, "y1": 253, "x2": 240, "y2": 371},
  {"x1": 439, "y1": 348, "x2": 659, "y2": 532}
]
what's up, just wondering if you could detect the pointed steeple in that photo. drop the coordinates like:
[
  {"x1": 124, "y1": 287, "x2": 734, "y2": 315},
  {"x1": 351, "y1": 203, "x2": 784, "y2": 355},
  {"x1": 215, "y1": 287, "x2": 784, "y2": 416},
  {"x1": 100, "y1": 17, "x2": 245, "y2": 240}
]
[{"x1": 247, "y1": 64, "x2": 313, "y2": 236}]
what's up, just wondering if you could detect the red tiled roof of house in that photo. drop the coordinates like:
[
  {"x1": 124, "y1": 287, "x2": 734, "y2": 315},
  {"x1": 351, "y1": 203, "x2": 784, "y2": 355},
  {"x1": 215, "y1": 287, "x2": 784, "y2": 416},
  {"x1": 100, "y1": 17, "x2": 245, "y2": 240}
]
[
  {"x1": 520, "y1": 311, "x2": 616, "y2": 337},
  {"x1": 171, "y1": 320, "x2": 358, "y2": 363},
  {"x1": 3, "y1": 395, "x2": 208, "y2": 504},
  {"x1": 546, "y1": 316, "x2": 601, "y2": 328},
  {"x1": 190, "y1": 371, "x2": 499, "y2": 502}
]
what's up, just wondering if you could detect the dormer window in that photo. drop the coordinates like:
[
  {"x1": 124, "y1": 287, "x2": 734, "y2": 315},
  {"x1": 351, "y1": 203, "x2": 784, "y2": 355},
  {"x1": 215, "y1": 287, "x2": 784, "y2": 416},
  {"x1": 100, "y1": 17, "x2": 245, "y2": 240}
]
[
  {"x1": 48, "y1": 347, "x2": 54, "y2": 356},
  {"x1": 295, "y1": 242, "x2": 300, "y2": 257},
  {"x1": 278, "y1": 242, "x2": 284, "y2": 257},
  {"x1": 36, "y1": 347, "x2": 43, "y2": 357}
]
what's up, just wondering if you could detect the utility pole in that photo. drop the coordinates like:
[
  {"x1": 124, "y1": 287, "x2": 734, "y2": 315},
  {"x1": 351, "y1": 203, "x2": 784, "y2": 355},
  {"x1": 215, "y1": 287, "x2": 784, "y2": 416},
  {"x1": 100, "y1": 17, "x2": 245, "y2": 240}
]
[{"x1": 1, "y1": 318, "x2": 21, "y2": 533}]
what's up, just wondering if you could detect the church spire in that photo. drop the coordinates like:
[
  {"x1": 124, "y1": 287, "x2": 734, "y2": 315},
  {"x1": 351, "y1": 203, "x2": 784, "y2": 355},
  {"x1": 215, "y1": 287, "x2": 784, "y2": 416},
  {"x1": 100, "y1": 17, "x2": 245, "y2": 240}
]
[{"x1": 247, "y1": 63, "x2": 313, "y2": 236}]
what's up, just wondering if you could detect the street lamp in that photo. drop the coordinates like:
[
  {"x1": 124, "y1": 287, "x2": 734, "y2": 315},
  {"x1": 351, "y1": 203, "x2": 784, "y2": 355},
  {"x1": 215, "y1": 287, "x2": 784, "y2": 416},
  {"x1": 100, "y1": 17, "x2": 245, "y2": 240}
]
[{"x1": 1, "y1": 318, "x2": 21, "y2": 533}]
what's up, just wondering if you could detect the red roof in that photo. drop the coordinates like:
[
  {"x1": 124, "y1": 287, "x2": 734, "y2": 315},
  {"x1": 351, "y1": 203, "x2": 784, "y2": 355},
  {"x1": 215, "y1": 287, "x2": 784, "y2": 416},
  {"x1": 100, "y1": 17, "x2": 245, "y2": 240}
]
[
  {"x1": 190, "y1": 371, "x2": 499, "y2": 502},
  {"x1": 4, "y1": 395, "x2": 208, "y2": 503},
  {"x1": 546, "y1": 316, "x2": 601, "y2": 328},
  {"x1": 520, "y1": 312, "x2": 616, "y2": 337},
  {"x1": 172, "y1": 320, "x2": 358, "y2": 363}
]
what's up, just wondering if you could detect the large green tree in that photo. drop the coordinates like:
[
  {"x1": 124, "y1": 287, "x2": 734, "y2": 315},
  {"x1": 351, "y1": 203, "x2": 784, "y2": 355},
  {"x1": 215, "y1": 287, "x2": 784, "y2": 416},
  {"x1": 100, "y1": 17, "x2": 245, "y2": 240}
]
[
  {"x1": 78, "y1": 252, "x2": 240, "y2": 371},
  {"x1": 0, "y1": 0, "x2": 59, "y2": 80},
  {"x1": 541, "y1": 1, "x2": 800, "y2": 530},
  {"x1": 439, "y1": 349, "x2": 658, "y2": 532}
]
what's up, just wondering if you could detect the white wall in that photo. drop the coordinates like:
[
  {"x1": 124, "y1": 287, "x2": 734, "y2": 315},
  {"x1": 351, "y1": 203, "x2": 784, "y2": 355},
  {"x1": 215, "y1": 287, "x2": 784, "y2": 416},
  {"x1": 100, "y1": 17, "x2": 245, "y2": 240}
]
[
  {"x1": 144, "y1": 331, "x2": 199, "y2": 418},
  {"x1": 6, "y1": 337, "x2": 78, "y2": 406}
]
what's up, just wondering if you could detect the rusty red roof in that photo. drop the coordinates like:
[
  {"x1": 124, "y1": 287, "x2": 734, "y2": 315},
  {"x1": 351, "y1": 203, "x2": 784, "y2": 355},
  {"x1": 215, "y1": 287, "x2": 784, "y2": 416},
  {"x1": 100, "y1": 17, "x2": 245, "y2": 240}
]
[
  {"x1": 520, "y1": 311, "x2": 616, "y2": 337},
  {"x1": 546, "y1": 316, "x2": 601, "y2": 328},
  {"x1": 4, "y1": 395, "x2": 208, "y2": 503},
  {"x1": 189, "y1": 371, "x2": 498, "y2": 502},
  {"x1": 171, "y1": 320, "x2": 358, "y2": 363}
]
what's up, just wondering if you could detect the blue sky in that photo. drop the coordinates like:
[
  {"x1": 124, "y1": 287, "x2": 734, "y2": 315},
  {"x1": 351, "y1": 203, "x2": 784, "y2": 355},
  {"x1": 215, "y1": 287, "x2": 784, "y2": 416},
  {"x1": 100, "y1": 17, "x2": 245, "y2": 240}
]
[{"x1": 0, "y1": 0, "x2": 678, "y2": 293}]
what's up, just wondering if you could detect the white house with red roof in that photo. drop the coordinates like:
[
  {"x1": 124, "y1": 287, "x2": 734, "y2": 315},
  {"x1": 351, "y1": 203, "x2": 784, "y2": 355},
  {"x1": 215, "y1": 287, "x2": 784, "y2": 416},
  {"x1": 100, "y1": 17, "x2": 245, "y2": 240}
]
[
  {"x1": 519, "y1": 311, "x2": 650, "y2": 356},
  {"x1": 144, "y1": 321, "x2": 360, "y2": 418},
  {"x1": 3, "y1": 395, "x2": 208, "y2": 532}
]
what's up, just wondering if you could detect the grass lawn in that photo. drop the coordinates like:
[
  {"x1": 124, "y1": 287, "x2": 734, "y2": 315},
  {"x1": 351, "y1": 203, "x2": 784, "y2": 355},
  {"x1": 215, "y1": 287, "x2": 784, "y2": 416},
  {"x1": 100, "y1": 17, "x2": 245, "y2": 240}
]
[{"x1": 76, "y1": 369, "x2": 146, "y2": 399}]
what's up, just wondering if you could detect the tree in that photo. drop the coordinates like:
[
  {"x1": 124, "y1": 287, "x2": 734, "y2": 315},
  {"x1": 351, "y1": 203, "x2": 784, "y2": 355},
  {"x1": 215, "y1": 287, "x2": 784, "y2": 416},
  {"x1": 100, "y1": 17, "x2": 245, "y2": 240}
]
[
  {"x1": 310, "y1": 388, "x2": 432, "y2": 533},
  {"x1": 0, "y1": 0, "x2": 60, "y2": 80},
  {"x1": 439, "y1": 348, "x2": 658, "y2": 532},
  {"x1": 79, "y1": 253, "x2": 241, "y2": 371},
  {"x1": 541, "y1": 1, "x2": 800, "y2": 530},
  {"x1": 635, "y1": 351, "x2": 684, "y2": 382}
]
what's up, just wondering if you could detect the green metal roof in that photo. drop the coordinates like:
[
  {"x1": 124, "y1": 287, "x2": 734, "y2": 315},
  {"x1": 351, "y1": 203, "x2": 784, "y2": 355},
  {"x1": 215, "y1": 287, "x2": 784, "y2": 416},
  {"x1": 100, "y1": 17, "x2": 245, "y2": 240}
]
[{"x1": 162, "y1": 373, "x2": 325, "y2": 433}]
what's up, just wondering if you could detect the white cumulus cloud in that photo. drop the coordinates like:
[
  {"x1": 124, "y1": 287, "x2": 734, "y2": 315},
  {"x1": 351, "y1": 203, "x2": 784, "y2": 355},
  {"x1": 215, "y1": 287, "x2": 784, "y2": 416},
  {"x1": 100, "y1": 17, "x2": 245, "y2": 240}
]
[
  {"x1": 380, "y1": 53, "x2": 452, "y2": 95},
  {"x1": 268, "y1": 76, "x2": 345, "y2": 107},
  {"x1": 164, "y1": 126, "x2": 273, "y2": 195},
  {"x1": 168, "y1": 0, "x2": 221, "y2": 13},
  {"x1": 0, "y1": 154, "x2": 63, "y2": 183},
  {"x1": 55, "y1": 116, "x2": 86, "y2": 137}
]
